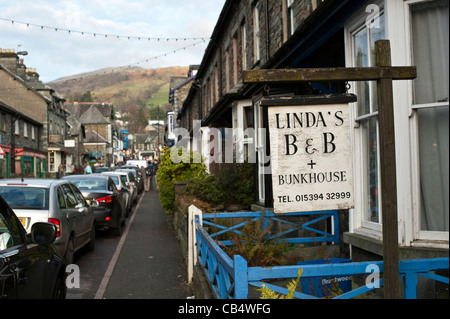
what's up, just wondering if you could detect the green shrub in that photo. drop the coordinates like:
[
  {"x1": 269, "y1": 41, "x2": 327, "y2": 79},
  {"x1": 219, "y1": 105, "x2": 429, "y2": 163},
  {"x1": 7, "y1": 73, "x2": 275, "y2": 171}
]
[
  {"x1": 223, "y1": 219, "x2": 296, "y2": 267},
  {"x1": 156, "y1": 147, "x2": 206, "y2": 214},
  {"x1": 215, "y1": 162, "x2": 254, "y2": 208},
  {"x1": 182, "y1": 173, "x2": 224, "y2": 207}
]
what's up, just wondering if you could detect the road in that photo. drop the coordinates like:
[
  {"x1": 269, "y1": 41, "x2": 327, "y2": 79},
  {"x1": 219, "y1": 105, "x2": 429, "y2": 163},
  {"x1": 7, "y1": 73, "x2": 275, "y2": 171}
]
[{"x1": 67, "y1": 188, "x2": 191, "y2": 299}]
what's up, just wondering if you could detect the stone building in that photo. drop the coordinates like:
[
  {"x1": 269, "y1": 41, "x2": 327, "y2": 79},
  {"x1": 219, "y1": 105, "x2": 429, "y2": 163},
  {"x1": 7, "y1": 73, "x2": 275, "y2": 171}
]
[
  {"x1": 0, "y1": 49, "x2": 73, "y2": 178},
  {"x1": 0, "y1": 52, "x2": 48, "y2": 177},
  {"x1": 65, "y1": 102, "x2": 116, "y2": 167},
  {"x1": 168, "y1": 65, "x2": 199, "y2": 146},
  {"x1": 177, "y1": 0, "x2": 448, "y2": 273}
]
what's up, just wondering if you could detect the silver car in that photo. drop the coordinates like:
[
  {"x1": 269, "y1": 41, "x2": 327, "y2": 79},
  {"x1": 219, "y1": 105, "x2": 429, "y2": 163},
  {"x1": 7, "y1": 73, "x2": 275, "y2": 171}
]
[
  {"x1": 111, "y1": 170, "x2": 138, "y2": 205},
  {"x1": 0, "y1": 179, "x2": 96, "y2": 264}
]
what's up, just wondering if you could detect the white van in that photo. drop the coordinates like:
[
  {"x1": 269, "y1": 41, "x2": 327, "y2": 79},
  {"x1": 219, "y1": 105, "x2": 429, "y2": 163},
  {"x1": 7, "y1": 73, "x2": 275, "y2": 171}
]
[{"x1": 125, "y1": 160, "x2": 148, "y2": 168}]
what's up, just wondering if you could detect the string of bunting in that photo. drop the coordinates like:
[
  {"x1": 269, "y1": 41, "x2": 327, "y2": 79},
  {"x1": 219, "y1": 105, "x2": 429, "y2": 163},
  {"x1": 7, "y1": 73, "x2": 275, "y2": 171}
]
[{"x1": 0, "y1": 17, "x2": 210, "y2": 42}]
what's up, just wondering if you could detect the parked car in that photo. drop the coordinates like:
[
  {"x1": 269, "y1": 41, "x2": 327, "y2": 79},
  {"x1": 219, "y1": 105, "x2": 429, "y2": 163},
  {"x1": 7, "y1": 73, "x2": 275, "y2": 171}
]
[
  {"x1": 62, "y1": 175, "x2": 125, "y2": 236},
  {"x1": 0, "y1": 194, "x2": 67, "y2": 299},
  {"x1": 119, "y1": 166, "x2": 144, "y2": 194},
  {"x1": 114, "y1": 169, "x2": 139, "y2": 203},
  {"x1": 94, "y1": 166, "x2": 110, "y2": 173},
  {"x1": 0, "y1": 179, "x2": 96, "y2": 265},
  {"x1": 101, "y1": 171, "x2": 132, "y2": 216}
]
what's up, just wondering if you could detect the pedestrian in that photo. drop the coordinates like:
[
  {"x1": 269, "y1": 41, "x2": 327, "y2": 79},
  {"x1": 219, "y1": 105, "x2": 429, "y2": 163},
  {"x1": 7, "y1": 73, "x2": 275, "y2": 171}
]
[
  {"x1": 143, "y1": 165, "x2": 151, "y2": 192},
  {"x1": 84, "y1": 163, "x2": 92, "y2": 174},
  {"x1": 152, "y1": 159, "x2": 158, "y2": 175},
  {"x1": 57, "y1": 163, "x2": 64, "y2": 178}
]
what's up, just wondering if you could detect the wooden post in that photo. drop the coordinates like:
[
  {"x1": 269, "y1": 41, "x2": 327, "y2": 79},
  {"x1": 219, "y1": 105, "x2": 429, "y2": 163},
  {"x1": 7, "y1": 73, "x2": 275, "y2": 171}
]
[{"x1": 375, "y1": 40, "x2": 400, "y2": 299}]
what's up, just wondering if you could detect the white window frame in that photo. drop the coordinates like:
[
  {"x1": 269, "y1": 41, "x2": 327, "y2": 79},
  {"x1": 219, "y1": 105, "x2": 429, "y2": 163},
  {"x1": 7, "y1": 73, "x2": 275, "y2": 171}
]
[
  {"x1": 345, "y1": 1, "x2": 385, "y2": 237},
  {"x1": 242, "y1": 23, "x2": 248, "y2": 71},
  {"x1": 346, "y1": 0, "x2": 448, "y2": 247},
  {"x1": 14, "y1": 119, "x2": 20, "y2": 136},
  {"x1": 401, "y1": 0, "x2": 449, "y2": 244},
  {"x1": 253, "y1": 2, "x2": 261, "y2": 63},
  {"x1": 254, "y1": 99, "x2": 268, "y2": 204},
  {"x1": 232, "y1": 100, "x2": 255, "y2": 164},
  {"x1": 23, "y1": 122, "x2": 28, "y2": 138},
  {"x1": 287, "y1": 0, "x2": 295, "y2": 36}
]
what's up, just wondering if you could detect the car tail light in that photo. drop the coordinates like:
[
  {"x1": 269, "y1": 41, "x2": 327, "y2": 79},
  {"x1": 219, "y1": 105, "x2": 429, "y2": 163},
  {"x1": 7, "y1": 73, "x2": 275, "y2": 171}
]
[
  {"x1": 48, "y1": 218, "x2": 61, "y2": 237},
  {"x1": 97, "y1": 195, "x2": 113, "y2": 204}
]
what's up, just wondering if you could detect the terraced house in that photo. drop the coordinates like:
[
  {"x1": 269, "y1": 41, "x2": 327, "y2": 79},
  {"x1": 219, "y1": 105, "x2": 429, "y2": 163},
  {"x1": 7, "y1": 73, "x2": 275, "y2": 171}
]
[
  {"x1": 0, "y1": 50, "x2": 66, "y2": 178},
  {"x1": 177, "y1": 0, "x2": 449, "y2": 280}
]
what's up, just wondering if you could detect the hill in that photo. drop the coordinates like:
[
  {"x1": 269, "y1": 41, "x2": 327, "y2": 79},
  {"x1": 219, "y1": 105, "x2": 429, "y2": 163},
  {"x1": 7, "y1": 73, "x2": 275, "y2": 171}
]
[{"x1": 48, "y1": 66, "x2": 189, "y2": 112}]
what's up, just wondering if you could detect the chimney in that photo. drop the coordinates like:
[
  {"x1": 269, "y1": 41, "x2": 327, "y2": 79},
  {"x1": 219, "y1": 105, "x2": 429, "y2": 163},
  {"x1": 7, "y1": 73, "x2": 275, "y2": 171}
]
[
  {"x1": 17, "y1": 59, "x2": 27, "y2": 80},
  {"x1": 0, "y1": 48, "x2": 19, "y2": 75},
  {"x1": 26, "y1": 67, "x2": 40, "y2": 82}
]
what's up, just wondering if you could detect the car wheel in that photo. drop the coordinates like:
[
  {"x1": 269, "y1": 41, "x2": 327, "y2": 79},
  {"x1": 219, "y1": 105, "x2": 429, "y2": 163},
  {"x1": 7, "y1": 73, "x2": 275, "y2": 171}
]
[
  {"x1": 87, "y1": 225, "x2": 96, "y2": 251},
  {"x1": 65, "y1": 238, "x2": 74, "y2": 265},
  {"x1": 111, "y1": 225, "x2": 122, "y2": 237},
  {"x1": 126, "y1": 202, "x2": 130, "y2": 217}
]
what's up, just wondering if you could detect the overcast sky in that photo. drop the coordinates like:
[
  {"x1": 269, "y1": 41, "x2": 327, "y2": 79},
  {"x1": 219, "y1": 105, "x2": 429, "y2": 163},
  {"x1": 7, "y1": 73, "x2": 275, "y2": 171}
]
[{"x1": 0, "y1": 0, "x2": 226, "y2": 82}]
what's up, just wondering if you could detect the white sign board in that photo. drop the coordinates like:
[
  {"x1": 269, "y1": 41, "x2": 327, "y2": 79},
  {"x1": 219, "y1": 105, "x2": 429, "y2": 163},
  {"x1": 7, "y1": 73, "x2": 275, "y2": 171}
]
[
  {"x1": 64, "y1": 140, "x2": 76, "y2": 148},
  {"x1": 267, "y1": 99, "x2": 354, "y2": 214}
]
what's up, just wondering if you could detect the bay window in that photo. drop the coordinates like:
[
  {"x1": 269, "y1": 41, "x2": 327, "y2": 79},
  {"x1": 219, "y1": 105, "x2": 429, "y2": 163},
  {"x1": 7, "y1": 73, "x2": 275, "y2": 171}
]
[{"x1": 409, "y1": 0, "x2": 449, "y2": 236}]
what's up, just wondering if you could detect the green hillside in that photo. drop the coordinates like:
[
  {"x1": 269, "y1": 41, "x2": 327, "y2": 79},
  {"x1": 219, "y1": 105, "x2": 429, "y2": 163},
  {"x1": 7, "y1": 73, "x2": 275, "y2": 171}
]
[
  {"x1": 48, "y1": 66, "x2": 188, "y2": 133},
  {"x1": 48, "y1": 66, "x2": 188, "y2": 112}
]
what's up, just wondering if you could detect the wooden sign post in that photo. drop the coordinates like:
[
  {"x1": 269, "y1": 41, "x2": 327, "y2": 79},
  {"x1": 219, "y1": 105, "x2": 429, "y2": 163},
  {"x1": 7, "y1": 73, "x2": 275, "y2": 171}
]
[{"x1": 243, "y1": 40, "x2": 416, "y2": 299}]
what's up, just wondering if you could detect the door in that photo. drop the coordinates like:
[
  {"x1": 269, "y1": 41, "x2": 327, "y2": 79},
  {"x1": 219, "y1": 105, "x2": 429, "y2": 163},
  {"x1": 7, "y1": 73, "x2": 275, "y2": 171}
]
[
  {"x1": 59, "y1": 183, "x2": 83, "y2": 253},
  {"x1": 0, "y1": 197, "x2": 48, "y2": 298},
  {"x1": 70, "y1": 184, "x2": 92, "y2": 247}
]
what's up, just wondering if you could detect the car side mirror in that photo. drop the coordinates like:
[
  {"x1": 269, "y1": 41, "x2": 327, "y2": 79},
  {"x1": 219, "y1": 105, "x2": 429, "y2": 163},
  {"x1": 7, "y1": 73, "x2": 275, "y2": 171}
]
[
  {"x1": 31, "y1": 222, "x2": 57, "y2": 245},
  {"x1": 121, "y1": 187, "x2": 129, "y2": 193}
]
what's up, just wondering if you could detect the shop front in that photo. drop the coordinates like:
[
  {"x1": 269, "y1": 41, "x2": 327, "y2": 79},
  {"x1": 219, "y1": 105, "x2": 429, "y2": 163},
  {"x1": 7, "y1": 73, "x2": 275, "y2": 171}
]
[{"x1": 14, "y1": 148, "x2": 47, "y2": 178}]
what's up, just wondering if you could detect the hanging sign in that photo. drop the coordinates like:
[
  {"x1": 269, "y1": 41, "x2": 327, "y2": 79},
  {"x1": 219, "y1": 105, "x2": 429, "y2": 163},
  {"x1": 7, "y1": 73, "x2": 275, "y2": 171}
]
[{"x1": 264, "y1": 94, "x2": 356, "y2": 214}]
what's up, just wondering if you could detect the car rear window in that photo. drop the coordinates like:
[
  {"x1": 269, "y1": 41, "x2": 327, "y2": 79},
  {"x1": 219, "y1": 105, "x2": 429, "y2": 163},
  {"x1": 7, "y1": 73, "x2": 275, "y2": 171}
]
[
  {"x1": 0, "y1": 186, "x2": 49, "y2": 210},
  {"x1": 71, "y1": 178, "x2": 107, "y2": 191},
  {"x1": 108, "y1": 175, "x2": 120, "y2": 185}
]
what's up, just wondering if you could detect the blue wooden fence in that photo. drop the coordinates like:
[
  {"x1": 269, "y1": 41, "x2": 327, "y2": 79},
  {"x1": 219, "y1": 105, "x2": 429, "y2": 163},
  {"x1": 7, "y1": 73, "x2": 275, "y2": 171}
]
[
  {"x1": 201, "y1": 210, "x2": 340, "y2": 246},
  {"x1": 194, "y1": 211, "x2": 449, "y2": 299}
]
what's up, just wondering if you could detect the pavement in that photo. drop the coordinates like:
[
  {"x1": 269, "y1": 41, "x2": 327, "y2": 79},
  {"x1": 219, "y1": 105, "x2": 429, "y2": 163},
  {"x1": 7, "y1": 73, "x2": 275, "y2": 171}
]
[{"x1": 95, "y1": 181, "x2": 192, "y2": 299}]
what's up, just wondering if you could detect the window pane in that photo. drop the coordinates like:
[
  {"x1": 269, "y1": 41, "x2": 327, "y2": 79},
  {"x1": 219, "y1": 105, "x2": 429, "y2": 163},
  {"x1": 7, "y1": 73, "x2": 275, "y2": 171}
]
[
  {"x1": 418, "y1": 106, "x2": 449, "y2": 231},
  {"x1": 354, "y1": 13, "x2": 385, "y2": 115},
  {"x1": 361, "y1": 117, "x2": 380, "y2": 223},
  {"x1": 411, "y1": 0, "x2": 449, "y2": 104},
  {"x1": 0, "y1": 206, "x2": 25, "y2": 250},
  {"x1": 355, "y1": 27, "x2": 370, "y2": 116},
  {"x1": 353, "y1": 12, "x2": 385, "y2": 225}
]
